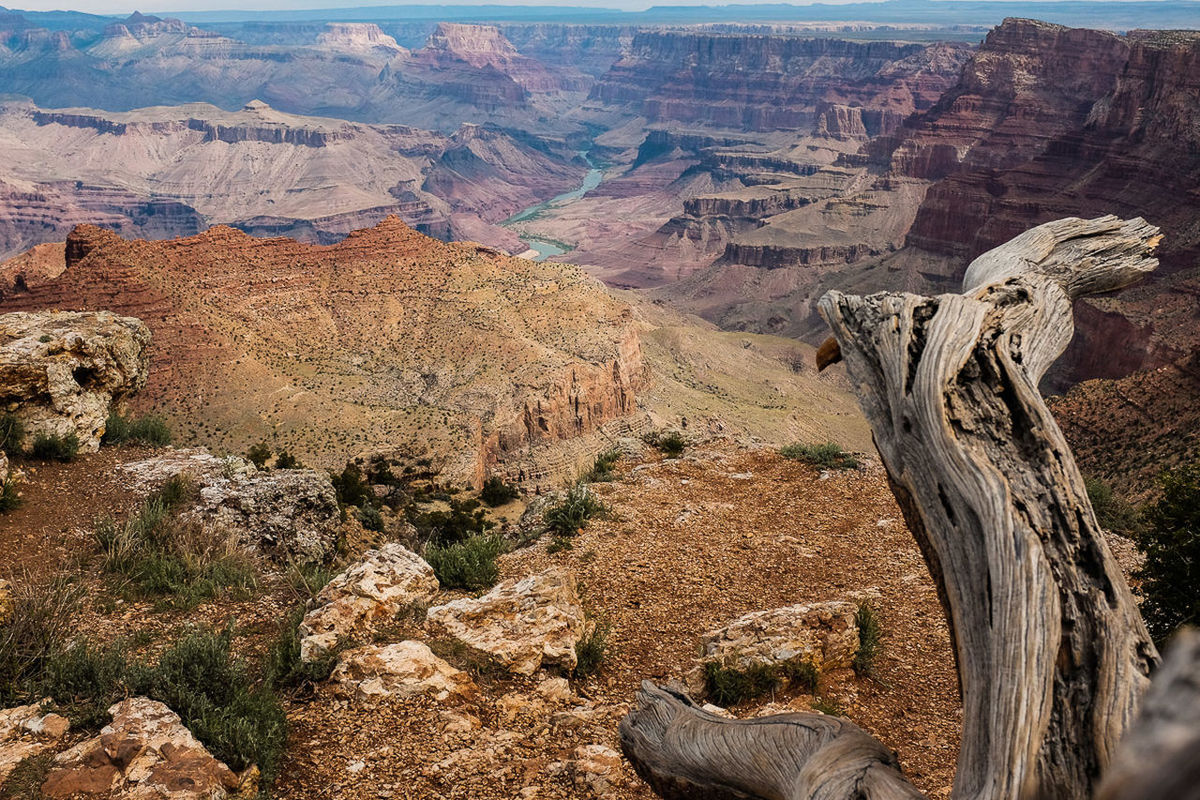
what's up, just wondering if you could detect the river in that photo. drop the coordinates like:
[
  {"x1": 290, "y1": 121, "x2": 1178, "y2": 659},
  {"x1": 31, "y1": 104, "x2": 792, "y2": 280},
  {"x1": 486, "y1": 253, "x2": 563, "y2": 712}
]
[{"x1": 502, "y1": 152, "x2": 602, "y2": 261}]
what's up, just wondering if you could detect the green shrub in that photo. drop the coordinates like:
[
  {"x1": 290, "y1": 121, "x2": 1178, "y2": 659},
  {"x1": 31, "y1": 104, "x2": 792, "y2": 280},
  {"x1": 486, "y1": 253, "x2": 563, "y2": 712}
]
[
  {"x1": 425, "y1": 534, "x2": 507, "y2": 591},
  {"x1": 646, "y1": 430, "x2": 687, "y2": 457},
  {"x1": 265, "y1": 608, "x2": 341, "y2": 691},
  {"x1": 357, "y1": 504, "x2": 385, "y2": 532},
  {"x1": 480, "y1": 476, "x2": 520, "y2": 507},
  {"x1": 408, "y1": 497, "x2": 494, "y2": 547},
  {"x1": 40, "y1": 638, "x2": 133, "y2": 728},
  {"x1": 274, "y1": 449, "x2": 301, "y2": 469},
  {"x1": 103, "y1": 412, "x2": 172, "y2": 447},
  {"x1": 1085, "y1": 475, "x2": 1143, "y2": 536},
  {"x1": 780, "y1": 442, "x2": 859, "y2": 470},
  {"x1": 0, "y1": 414, "x2": 25, "y2": 456},
  {"x1": 286, "y1": 560, "x2": 334, "y2": 601},
  {"x1": 1136, "y1": 462, "x2": 1200, "y2": 644},
  {"x1": 246, "y1": 442, "x2": 272, "y2": 469},
  {"x1": 544, "y1": 484, "x2": 607, "y2": 539},
  {"x1": 703, "y1": 657, "x2": 818, "y2": 706},
  {"x1": 583, "y1": 450, "x2": 622, "y2": 483},
  {"x1": 574, "y1": 620, "x2": 611, "y2": 678},
  {"x1": 812, "y1": 696, "x2": 846, "y2": 716},
  {"x1": 95, "y1": 478, "x2": 256, "y2": 609},
  {"x1": 0, "y1": 472, "x2": 20, "y2": 513},
  {"x1": 137, "y1": 625, "x2": 287, "y2": 780},
  {"x1": 30, "y1": 432, "x2": 79, "y2": 462},
  {"x1": 853, "y1": 601, "x2": 882, "y2": 677},
  {"x1": 330, "y1": 462, "x2": 372, "y2": 508},
  {"x1": 0, "y1": 577, "x2": 83, "y2": 706}
]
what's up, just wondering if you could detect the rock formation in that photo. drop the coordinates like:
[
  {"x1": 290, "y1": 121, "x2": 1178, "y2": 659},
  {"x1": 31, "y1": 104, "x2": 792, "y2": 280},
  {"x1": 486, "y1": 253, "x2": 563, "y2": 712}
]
[
  {"x1": 697, "y1": 600, "x2": 860, "y2": 674},
  {"x1": 331, "y1": 641, "x2": 477, "y2": 703},
  {"x1": 299, "y1": 543, "x2": 440, "y2": 662},
  {"x1": 425, "y1": 568, "x2": 586, "y2": 675},
  {"x1": 120, "y1": 449, "x2": 341, "y2": 563},
  {"x1": 0, "y1": 703, "x2": 71, "y2": 784},
  {"x1": 40, "y1": 698, "x2": 241, "y2": 799},
  {"x1": 0, "y1": 98, "x2": 583, "y2": 259},
  {"x1": 0, "y1": 219, "x2": 645, "y2": 483},
  {"x1": 0, "y1": 311, "x2": 149, "y2": 451}
]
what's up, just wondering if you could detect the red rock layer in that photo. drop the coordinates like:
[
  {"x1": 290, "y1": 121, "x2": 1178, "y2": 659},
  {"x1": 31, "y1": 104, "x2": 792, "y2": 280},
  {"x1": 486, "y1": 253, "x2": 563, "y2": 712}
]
[
  {"x1": 0, "y1": 218, "x2": 644, "y2": 483},
  {"x1": 591, "y1": 32, "x2": 970, "y2": 132}
]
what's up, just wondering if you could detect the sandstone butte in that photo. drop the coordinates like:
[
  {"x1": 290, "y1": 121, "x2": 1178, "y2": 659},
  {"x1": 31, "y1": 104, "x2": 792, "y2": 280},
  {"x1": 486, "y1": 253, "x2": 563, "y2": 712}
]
[{"x1": 0, "y1": 217, "x2": 644, "y2": 486}]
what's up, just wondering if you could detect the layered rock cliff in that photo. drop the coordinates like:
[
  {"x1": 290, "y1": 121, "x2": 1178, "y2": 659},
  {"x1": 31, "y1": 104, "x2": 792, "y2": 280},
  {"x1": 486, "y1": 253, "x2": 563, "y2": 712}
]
[
  {"x1": 590, "y1": 32, "x2": 970, "y2": 132},
  {"x1": 0, "y1": 219, "x2": 645, "y2": 484}
]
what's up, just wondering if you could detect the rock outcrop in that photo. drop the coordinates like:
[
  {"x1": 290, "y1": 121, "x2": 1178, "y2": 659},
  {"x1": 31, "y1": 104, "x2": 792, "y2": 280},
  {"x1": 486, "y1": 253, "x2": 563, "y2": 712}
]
[
  {"x1": 40, "y1": 698, "x2": 240, "y2": 799},
  {"x1": 121, "y1": 449, "x2": 341, "y2": 563},
  {"x1": 331, "y1": 641, "x2": 477, "y2": 702},
  {"x1": 425, "y1": 568, "x2": 585, "y2": 675},
  {"x1": 2, "y1": 219, "x2": 645, "y2": 484},
  {"x1": 299, "y1": 543, "x2": 440, "y2": 662},
  {"x1": 0, "y1": 702, "x2": 70, "y2": 784},
  {"x1": 698, "y1": 600, "x2": 860, "y2": 674},
  {"x1": 0, "y1": 311, "x2": 150, "y2": 451}
]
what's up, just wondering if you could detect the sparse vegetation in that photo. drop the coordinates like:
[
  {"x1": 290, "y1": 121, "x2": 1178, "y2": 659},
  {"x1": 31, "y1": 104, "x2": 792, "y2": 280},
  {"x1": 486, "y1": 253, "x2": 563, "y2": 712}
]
[
  {"x1": 780, "y1": 442, "x2": 859, "y2": 471},
  {"x1": 853, "y1": 601, "x2": 882, "y2": 677},
  {"x1": 246, "y1": 441, "x2": 273, "y2": 469},
  {"x1": 645, "y1": 430, "x2": 687, "y2": 457},
  {"x1": 266, "y1": 607, "x2": 341, "y2": 691},
  {"x1": 0, "y1": 414, "x2": 25, "y2": 456},
  {"x1": 543, "y1": 483, "x2": 607, "y2": 539},
  {"x1": 0, "y1": 472, "x2": 20, "y2": 513},
  {"x1": 583, "y1": 450, "x2": 622, "y2": 483},
  {"x1": 286, "y1": 560, "x2": 335, "y2": 601},
  {"x1": 573, "y1": 619, "x2": 611, "y2": 678},
  {"x1": 424, "y1": 533, "x2": 507, "y2": 591},
  {"x1": 29, "y1": 432, "x2": 79, "y2": 462},
  {"x1": 1135, "y1": 461, "x2": 1200, "y2": 644},
  {"x1": 703, "y1": 657, "x2": 819, "y2": 707},
  {"x1": 357, "y1": 503, "x2": 385, "y2": 532},
  {"x1": 102, "y1": 411, "x2": 172, "y2": 446},
  {"x1": 1084, "y1": 475, "x2": 1143, "y2": 536},
  {"x1": 274, "y1": 448, "x2": 301, "y2": 469},
  {"x1": 480, "y1": 476, "x2": 520, "y2": 506},
  {"x1": 95, "y1": 476, "x2": 257, "y2": 609},
  {"x1": 0, "y1": 576, "x2": 83, "y2": 706},
  {"x1": 812, "y1": 696, "x2": 846, "y2": 716},
  {"x1": 409, "y1": 497, "x2": 495, "y2": 548}
]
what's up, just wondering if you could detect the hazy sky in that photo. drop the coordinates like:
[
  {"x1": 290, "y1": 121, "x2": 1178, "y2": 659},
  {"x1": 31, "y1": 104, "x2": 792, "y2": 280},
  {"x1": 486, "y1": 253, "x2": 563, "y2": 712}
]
[{"x1": 8, "y1": 0, "x2": 883, "y2": 14}]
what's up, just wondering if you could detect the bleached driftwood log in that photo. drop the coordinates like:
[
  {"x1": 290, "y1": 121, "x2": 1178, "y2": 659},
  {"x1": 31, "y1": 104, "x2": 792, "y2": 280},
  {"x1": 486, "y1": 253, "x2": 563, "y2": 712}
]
[{"x1": 620, "y1": 217, "x2": 1169, "y2": 800}]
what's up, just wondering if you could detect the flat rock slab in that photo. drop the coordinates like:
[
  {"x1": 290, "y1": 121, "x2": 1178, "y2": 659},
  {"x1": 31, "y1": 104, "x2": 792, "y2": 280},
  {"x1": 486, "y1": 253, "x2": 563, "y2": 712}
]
[
  {"x1": 41, "y1": 697, "x2": 239, "y2": 799},
  {"x1": 426, "y1": 568, "x2": 585, "y2": 675},
  {"x1": 300, "y1": 542, "x2": 440, "y2": 662},
  {"x1": 331, "y1": 641, "x2": 476, "y2": 703}
]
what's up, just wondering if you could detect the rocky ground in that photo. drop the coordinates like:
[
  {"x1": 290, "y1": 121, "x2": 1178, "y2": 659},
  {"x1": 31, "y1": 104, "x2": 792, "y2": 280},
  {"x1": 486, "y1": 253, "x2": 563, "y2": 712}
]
[{"x1": 2, "y1": 437, "x2": 970, "y2": 799}]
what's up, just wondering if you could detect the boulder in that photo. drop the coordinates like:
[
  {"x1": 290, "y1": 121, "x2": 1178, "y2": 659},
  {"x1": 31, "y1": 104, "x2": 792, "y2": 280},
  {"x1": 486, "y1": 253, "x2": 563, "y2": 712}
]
[
  {"x1": 40, "y1": 698, "x2": 239, "y2": 799},
  {"x1": 331, "y1": 641, "x2": 476, "y2": 703},
  {"x1": 425, "y1": 568, "x2": 585, "y2": 675},
  {"x1": 0, "y1": 311, "x2": 150, "y2": 452},
  {"x1": 567, "y1": 744, "x2": 627, "y2": 798},
  {"x1": 121, "y1": 449, "x2": 340, "y2": 563},
  {"x1": 694, "y1": 600, "x2": 859, "y2": 682},
  {"x1": 0, "y1": 702, "x2": 71, "y2": 784},
  {"x1": 299, "y1": 543, "x2": 439, "y2": 663}
]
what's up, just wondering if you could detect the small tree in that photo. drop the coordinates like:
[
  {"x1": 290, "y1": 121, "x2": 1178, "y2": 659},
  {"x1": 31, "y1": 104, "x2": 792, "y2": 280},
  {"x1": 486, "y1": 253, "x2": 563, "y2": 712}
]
[
  {"x1": 1136, "y1": 461, "x2": 1200, "y2": 644},
  {"x1": 245, "y1": 442, "x2": 272, "y2": 469}
]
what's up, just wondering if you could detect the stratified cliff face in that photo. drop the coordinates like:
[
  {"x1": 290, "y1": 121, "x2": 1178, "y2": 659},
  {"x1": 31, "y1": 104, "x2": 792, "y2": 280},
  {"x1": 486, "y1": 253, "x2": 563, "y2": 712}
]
[
  {"x1": 883, "y1": 19, "x2": 1200, "y2": 385},
  {"x1": 0, "y1": 99, "x2": 582, "y2": 258},
  {"x1": 0, "y1": 219, "x2": 645, "y2": 484},
  {"x1": 499, "y1": 23, "x2": 632, "y2": 79},
  {"x1": 590, "y1": 32, "x2": 970, "y2": 131}
]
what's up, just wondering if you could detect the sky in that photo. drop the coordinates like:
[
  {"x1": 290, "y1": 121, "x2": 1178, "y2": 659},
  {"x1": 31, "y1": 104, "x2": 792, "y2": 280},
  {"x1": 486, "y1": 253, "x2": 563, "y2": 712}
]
[{"x1": 8, "y1": 0, "x2": 885, "y2": 13}]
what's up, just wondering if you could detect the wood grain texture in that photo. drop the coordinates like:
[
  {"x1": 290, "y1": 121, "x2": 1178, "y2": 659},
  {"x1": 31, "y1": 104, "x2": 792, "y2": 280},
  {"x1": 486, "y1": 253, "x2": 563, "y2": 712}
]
[{"x1": 620, "y1": 217, "x2": 1167, "y2": 800}]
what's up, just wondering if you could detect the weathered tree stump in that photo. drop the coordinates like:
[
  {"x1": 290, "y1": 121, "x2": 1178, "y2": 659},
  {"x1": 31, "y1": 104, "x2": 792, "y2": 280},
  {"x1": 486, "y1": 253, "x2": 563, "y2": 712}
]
[{"x1": 620, "y1": 216, "x2": 1176, "y2": 800}]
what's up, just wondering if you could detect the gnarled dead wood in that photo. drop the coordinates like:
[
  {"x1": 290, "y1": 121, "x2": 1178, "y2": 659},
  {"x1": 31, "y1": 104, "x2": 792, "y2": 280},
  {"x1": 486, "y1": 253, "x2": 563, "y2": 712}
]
[
  {"x1": 1096, "y1": 629, "x2": 1200, "y2": 800},
  {"x1": 621, "y1": 216, "x2": 1165, "y2": 800}
]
